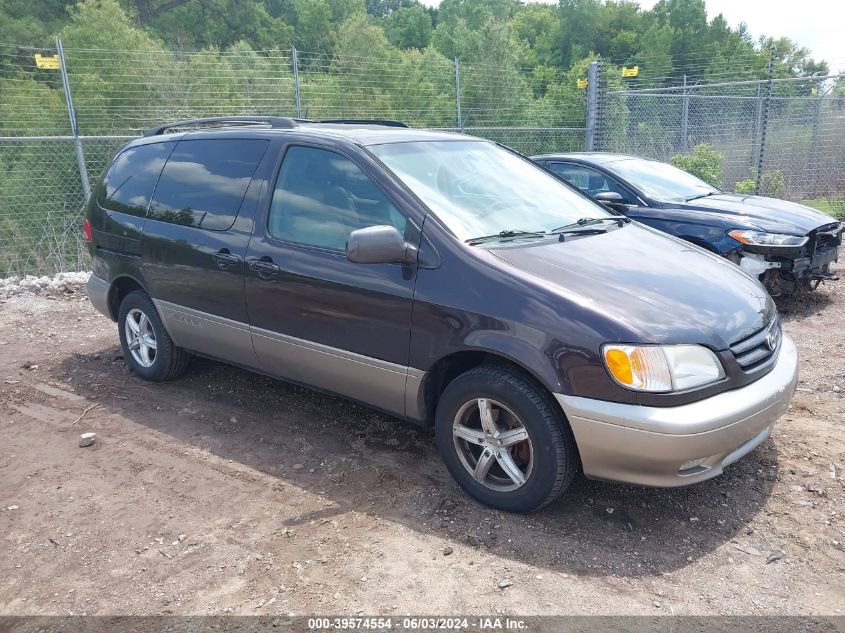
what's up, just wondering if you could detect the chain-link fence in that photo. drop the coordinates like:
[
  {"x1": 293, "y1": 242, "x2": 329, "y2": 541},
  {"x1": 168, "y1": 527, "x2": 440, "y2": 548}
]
[
  {"x1": 0, "y1": 137, "x2": 85, "y2": 276},
  {"x1": 598, "y1": 70, "x2": 845, "y2": 202},
  {"x1": 0, "y1": 41, "x2": 588, "y2": 276},
  {"x1": 0, "y1": 135, "x2": 134, "y2": 276},
  {"x1": 2, "y1": 39, "x2": 843, "y2": 278}
]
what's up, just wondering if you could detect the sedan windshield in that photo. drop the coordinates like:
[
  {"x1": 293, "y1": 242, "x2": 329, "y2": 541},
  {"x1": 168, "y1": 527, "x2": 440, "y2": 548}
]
[
  {"x1": 369, "y1": 140, "x2": 611, "y2": 242},
  {"x1": 605, "y1": 158, "x2": 720, "y2": 202}
]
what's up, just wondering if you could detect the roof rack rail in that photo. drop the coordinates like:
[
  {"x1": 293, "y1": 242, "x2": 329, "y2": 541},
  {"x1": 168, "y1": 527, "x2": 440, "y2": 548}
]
[
  {"x1": 315, "y1": 119, "x2": 409, "y2": 128},
  {"x1": 144, "y1": 116, "x2": 298, "y2": 137}
]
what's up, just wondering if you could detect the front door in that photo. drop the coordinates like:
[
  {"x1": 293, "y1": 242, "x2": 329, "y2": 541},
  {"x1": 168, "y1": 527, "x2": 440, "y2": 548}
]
[{"x1": 244, "y1": 143, "x2": 420, "y2": 416}]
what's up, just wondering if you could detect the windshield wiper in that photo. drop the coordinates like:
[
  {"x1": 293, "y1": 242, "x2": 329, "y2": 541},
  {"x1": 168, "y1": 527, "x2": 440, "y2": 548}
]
[
  {"x1": 686, "y1": 191, "x2": 718, "y2": 201},
  {"x1": 465, "y1": 230, "x2": 547, "y2": 245},
  {"x1": 550, "y1": 217, "x2": 628, "y2": 234}
]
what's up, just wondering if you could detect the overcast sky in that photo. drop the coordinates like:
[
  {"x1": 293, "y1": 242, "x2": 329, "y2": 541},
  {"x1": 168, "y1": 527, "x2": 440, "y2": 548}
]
[
  {"x1": 638, "y1": 0, "x2": 845, "y2": 72},
  {"x1": 421, "y1": 0, "x2": 845, "y2": 72}
]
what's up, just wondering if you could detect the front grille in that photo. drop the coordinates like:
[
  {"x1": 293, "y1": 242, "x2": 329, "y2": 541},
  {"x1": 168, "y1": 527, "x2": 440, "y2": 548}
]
[{"x1": 730, "y1": 317, "x2": 781, "y2": 371}]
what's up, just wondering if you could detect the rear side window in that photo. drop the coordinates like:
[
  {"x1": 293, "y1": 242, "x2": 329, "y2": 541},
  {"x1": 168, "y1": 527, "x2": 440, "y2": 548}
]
[
  {"x1": 98, "y1": 142, "x2": 175, "y2": 217},
  {"x1": 148, "y1": 139, "x2": 269, "y2": 231}
]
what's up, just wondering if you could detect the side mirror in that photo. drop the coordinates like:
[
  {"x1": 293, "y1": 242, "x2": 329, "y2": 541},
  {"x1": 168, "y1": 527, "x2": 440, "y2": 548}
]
[
  {"x1": 594, "y1": 191, "x2": 629, "y2": 214},
  {"x1": 346, "y1": 225, "x2": 418, "y2": 265},
  {"x1": 594, "y1": 191, "x2": 624, "y2": 204}
]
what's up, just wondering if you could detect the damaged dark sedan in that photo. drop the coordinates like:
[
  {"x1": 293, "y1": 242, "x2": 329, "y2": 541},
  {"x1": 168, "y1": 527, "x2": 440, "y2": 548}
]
[{"x1": 532, "y1": 152, "x2": 842, "y2": 296}]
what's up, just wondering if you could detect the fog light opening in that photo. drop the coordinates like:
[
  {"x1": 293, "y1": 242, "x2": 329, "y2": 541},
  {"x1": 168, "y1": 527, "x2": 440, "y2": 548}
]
[{"x1": 679, "y1": 457, "x2": 710, "y2": 474}]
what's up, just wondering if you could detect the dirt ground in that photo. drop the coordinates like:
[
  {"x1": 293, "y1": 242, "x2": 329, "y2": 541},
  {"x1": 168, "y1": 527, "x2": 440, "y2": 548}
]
[{"x1": 1, "y1": 266, "x2": 843, "y2": 617}]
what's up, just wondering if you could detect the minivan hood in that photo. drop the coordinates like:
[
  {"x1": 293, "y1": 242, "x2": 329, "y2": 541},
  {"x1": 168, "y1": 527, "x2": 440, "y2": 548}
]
[
  {"x1": 676, "y1": 193, "x2": 837, "y2": 234},
  {"x1": 490, "y1": 224, "x2": 774, "y2": 349}
]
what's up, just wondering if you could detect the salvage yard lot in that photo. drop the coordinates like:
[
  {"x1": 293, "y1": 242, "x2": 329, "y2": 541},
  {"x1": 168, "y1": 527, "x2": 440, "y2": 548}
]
[{"x1": 1, "y1": 267, "x2": 844, "y2": 616}]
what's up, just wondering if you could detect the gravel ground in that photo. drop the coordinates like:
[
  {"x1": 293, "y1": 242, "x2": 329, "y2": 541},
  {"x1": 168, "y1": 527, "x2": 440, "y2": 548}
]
[{"x1": 0, "y1": 266, "x2": 843, "y2": 616}]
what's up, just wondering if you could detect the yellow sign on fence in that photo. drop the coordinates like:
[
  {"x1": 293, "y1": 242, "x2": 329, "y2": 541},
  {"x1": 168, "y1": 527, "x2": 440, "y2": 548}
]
[
  {"x1": 577, "y1": 78, "x2": 588, "y2": 89},
  {"x1": 621, "y1": 65, "x2": 639, "y2": 78},
  {"x1": 34, "y1": 54, "x2": 60, "y2": 70}
]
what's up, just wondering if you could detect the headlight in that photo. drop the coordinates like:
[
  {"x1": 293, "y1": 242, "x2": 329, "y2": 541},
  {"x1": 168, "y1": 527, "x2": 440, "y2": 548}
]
[
  {"x1": 602, "y1": 344, "x2": 725, "y2": 392},
  {"x1": 728, "y1": 230, "x2": 807, "y2": 248}
]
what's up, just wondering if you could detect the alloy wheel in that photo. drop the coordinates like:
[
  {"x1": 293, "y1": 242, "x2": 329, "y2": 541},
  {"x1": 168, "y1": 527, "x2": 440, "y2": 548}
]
[
  {"x1": 124, "y1": 308, "x2": 157, "y2": 368},
  {"x1": 452, "y1": 398, "x2": 534, "y2": 492}
]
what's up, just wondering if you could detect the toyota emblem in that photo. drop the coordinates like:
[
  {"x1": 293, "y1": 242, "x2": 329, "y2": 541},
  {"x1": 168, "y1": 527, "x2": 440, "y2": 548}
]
[{"x1": 766, "y1": 329, "x2": 777, "y2": 351}]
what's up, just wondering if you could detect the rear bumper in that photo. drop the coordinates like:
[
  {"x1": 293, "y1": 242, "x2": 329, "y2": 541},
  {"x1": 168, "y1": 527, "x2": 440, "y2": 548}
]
[
  {"x1": 555, "y1": 335, "x2": 798, "y2": 487},
  {"x1": 86, "y1": 274, "x2": 112, "y2": 320}
]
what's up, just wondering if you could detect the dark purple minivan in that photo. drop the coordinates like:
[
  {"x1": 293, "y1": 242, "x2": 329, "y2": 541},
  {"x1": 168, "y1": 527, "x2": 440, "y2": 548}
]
[{"x1": 86, "y1": 117, "x2": 798, "y2": 512}]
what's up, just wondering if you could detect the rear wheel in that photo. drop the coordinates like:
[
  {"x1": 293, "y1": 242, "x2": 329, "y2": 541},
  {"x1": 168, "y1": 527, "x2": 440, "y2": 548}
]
[
  {"x1": 435, "y1": 365, "x2": 578, "y2": 513},
  {"x1": 118, "y1": 290, "x2": 188, "y2": 381}
]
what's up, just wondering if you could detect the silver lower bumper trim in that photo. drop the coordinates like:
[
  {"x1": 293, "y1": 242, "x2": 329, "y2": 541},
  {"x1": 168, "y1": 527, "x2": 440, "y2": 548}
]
[
  {"x1": 555, "y1": 335, "x2": 798, "y2": 487},
  {"x1": 85, "y1": 274, "x2": 112, "y2": 320}
]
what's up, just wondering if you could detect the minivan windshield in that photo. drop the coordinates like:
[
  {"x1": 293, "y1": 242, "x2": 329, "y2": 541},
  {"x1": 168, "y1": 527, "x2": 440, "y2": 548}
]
[
  {"x1": 369, "y1": 140, "x2": 611, "y2": 242},
  {"x1": 605, "y1": 158, "x2": 720, "y2": 202}
]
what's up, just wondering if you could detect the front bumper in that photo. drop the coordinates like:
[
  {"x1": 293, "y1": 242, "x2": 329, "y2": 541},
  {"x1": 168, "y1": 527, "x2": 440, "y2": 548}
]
[
  {"x1": 555, "y1": 335, "x2": 798, "y2": 487},
  {"x1": 789, "y1": 245, "x2": 839, "y2": 277},
  {"x1": 739, "y1": 246, "x2": 839, "y2": 279}
]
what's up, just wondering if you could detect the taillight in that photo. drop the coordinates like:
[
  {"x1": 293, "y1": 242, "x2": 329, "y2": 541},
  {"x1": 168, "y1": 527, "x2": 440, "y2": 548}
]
[{"x1": 83, "y1": 218, "x2": 93, "y2": 242}]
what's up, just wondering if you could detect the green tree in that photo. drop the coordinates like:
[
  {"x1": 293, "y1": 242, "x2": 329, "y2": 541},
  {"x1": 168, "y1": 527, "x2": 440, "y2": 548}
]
[
  {"x1": 0, "y1": 0, "x2": 69, "y2": 46},
  {"x1": 632, "y1": 21, "x2": 674, "y2": 86},
  {"x1": 363, "y1": 0, "x2": 416, "y2": 18},
  {"x1": 383, "y1": 4, "x2": 432, "y2": 50},
  {"x1": 510, "y1": 4, "x2": 560, "y2": 68},
  {"x1": 558, "y1": 0, "x2": 600, "y2": 68},
  {"x1": 292, "y1": 0, "x2": 332, "y2": 52}
]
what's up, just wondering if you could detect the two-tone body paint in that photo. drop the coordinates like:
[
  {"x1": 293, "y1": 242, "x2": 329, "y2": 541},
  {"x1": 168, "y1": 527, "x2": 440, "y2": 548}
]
[{"x1": 88, "y1": 127, "x2": 781, "y2": 429}]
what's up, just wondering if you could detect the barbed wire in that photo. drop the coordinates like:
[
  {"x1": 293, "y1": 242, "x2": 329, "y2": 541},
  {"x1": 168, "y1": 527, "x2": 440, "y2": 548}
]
[{"x1": 1, "y1": 40, "x2": 843, "y2": 277}]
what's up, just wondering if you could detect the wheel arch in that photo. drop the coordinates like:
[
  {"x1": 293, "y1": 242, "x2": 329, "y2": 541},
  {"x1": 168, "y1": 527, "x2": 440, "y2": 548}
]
[
  {"x1": 107, "y1": 275, "x2": 149, "y2": 321},
  {"x1": 415, "y1": 347, "x2": 561, "y2": 426},
  {"x1": 679, "y1": 235, "x2": 719, "y2": 253}
]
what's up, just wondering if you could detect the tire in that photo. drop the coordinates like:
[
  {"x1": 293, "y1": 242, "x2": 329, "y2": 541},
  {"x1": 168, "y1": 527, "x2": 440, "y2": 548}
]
[
  {"x1": 117, "y1": 290, "x2": 188, "y2": 382},
  {"x1": 434, "y1": 364, "x2": 578, "y2": 513}
]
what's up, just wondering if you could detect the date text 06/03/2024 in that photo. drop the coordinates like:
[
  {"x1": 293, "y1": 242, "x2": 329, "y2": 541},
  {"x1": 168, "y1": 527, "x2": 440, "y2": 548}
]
[{"x1": 306, "y1": 618, "x2": 528, "y2": 630}]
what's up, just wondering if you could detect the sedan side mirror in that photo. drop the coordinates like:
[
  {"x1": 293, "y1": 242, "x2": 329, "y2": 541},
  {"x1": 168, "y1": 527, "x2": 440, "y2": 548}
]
[
  {"x1": 594, "y1": 191, "x2": 625, "y2": 205},
  {"x1": 594, "y1": 191, "x2": 629, "y2": 214},
  {"x1": 346, "y1": 225, "x2": 418, "y2": 265}
]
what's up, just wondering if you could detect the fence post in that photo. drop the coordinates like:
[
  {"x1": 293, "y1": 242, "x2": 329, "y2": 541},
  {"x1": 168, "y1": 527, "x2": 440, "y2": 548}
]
[
  {"x1": 585, "y1": 60, "x2": 599, "y2": 151},
  {"x1": 56, "y1": 36, "x2": 91, "y2": 203},
  {"x1": 291, "y1": 47, "x2": 302, "y2": 119},
  {"x1": 454, "y1": 57, "x2": 462, "y2": 132},
  {"x1": 808, "y1": 83, "x2": 824, "y2": 197},
  {"x1": 680, "y1": 74, "x2": 689, "y2": 152},
  {"x1": 751, "y1": 83, "x2": 762, "y2": 171},
  {"x1": 755, "y1": 47, "x2": 775, "y2": 195}
]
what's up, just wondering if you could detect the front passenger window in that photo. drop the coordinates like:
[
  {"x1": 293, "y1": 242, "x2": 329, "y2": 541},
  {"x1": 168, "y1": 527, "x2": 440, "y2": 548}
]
[
  {"x1": 268, "y1": 146, "x2": 406, "y2": 251},
  {"x1": 549, "y1": 163, "x2": 632, "y2": 204}
]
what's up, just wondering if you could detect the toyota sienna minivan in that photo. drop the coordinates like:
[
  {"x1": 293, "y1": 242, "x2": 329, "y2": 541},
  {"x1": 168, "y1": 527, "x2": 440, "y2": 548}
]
[{"x1": 86, "y1": 117, "x2": 799, "y2": 512}]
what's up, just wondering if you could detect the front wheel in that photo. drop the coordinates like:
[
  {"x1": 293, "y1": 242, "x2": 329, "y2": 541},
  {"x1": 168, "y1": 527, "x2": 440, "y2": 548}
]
[
  {"x1": 435, "y1": 365, "x2": 578, "y2": 513},
  {"x1": 118, "y1": 290, "x2": 188, "y2": 381}
]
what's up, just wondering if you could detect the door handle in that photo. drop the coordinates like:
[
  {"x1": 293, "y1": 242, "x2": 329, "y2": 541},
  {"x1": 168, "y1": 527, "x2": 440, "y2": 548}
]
[
  {"x1": 247, "y1": 256, "x2": 282, "y2": 277},
  {"x1": 211, "y1": 249, "x2": 241, "y2": 269}
]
